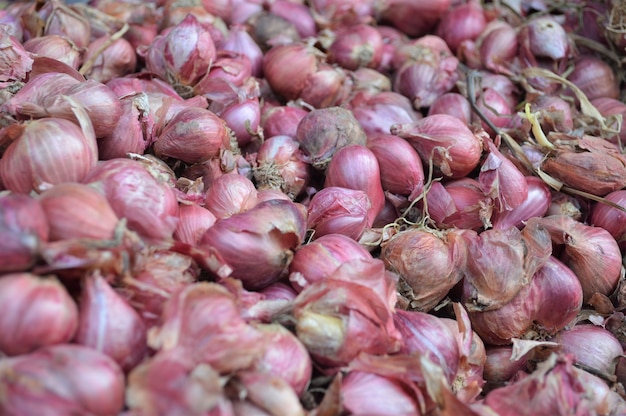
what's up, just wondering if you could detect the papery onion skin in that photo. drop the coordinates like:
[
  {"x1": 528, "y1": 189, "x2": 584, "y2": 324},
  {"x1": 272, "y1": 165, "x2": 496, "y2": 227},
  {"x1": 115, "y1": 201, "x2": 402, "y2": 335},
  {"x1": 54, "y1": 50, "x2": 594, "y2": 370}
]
[
  {"x1": 308, "y1": 187, "x2": 370, "y2": 241},
  {"x1": 295, "y1": 106, "x2": 367, "y2": 170},
  {"x1": 0, "y1": 193, "x2": 49, "y2": 272},
  {"x1": 288, "y1": 233, "x2": 372, "y2": 292},
  {"x1": 468, "y1": 256, "x2": 583, "y2": 345},
  {"x1": 204, "y1": 173, "x2": 259, "y2": 219},
  {"x1": 262, "y1": 42, "x2": 319, "y2": 101},
  {"x1": 199, "y1": 199, "x2": 306, "y2": 290},
  {"x1": 424, "y1": 178, "x2": 492, "y2": 231},
  {"x1": 588, "y1": 190, "x2": 626, "y2": 247},
  {"x1": 0, "y1": 118, "x2": 98, "y2": 194},
  {"x1": 341, "y1": 370, "x2": 420, "y2": 415},
  {"x1": 324, "y1": 144, "x2": 385, "y2": 227},
  {"x1": 0, "y1": 344, "x2": 125, "y2": 416},
  {"x1": 38, "y1": 183, "x2": 119, "y2": 241},
  {"x1": 491, "y1": 176, "x2": 552, "y2": 230},
  {"x1": 83, "y1": 158, "x2": 179, "y2": 242},
  {"x1": 154, "y1": 107, "x2": 232, "y2": 164},
  {"x1": 74, "y1": 273, "x2": 147, "y2": 371},
  {"x1": 391, "y1": 114, "x2": 483, "y2": 179},
  {"x1": 22, "y1": 34, "x2": 81, "y2": 70},
  {"x1": 381, "y1": 228, "x2": 466, "y2": 312},
  {"x1": 173, "y1": 204, "x2": 217, "y2": 246},
  {"x1": 0, "y1": 273, "x2": 78, "y2": 356}
]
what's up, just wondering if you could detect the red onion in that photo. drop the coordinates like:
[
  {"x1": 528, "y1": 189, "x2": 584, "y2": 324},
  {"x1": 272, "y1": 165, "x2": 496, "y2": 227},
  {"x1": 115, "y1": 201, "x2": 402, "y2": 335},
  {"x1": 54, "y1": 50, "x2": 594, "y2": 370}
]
[
  {"x1": 428, "y1": 92, "x2": 472, "y2": 124},
  {"x1": 391, "y1": 114, "x2": 483, "y2": 179},
  {"x1": 424, "y1": 178, "x2": 492, "y2": 231},
  {"x1": 478, "y1": 21, "x2": 519, "y2": 76},
  {"x1": 0, "y1": 344, "x2": 125, "y2": 416},
  {"x1": 75, "y1": 273, "x2": 147, "y2": 371},
  {"x1": 252, "y1": 323, "x2": 313, "y2": 396},
  {"x1": 435, "y1": 0, "x2": 486, "y2": 53},
  {"x1": 382, "y1": 0, "x2": 451, "y2": 37},
  {"x1": 393, "y1": 309, "x2": 460, "y2": 384},
  {"x1": 531, "y1": 94, "x2": 575, "y2": 133},
  {"x1": 121, "y1": 249, "x2": 198, "y2": 328},
  {"x1": 173, "y1": 204, "x2": 217, "y2": 246},
  {"x1": 247, "y1": 11, "x2": 301, "y2": 50},
  {"x1": 309, "y1": 0, "x2": 377, "y2": 27},
  {"x1": 553, "y1": 324, "x2": 624, "y2": 378},
  {"x1": 592, "y1": 97, "x2": 626, "y2": 145},
  {"x1": 0, "y1": 27, "x2": 32, "y2": 82},
  {"x1": 567, "y1": 55, "x2": 620, "y2": 100},
  {"x1": 392, "y1": 36, "x2": 459, "y2": 109},
  {"x1": 288, "y1": 233, "x2": 372, "y2": 292},
  {"x1": 589, "y1": 190, "x2": 626, "y2": 247},
  {"x1": 307, "y1": 186, "x2": 370, "y2": 241},
  {"x1": 349, "y1": 90, "x2": 420, "y2": 136},
  {"x1": 261, "y1": 105, "x2": 308, "y2": 139},
  {"x1": 262, "y1": 42, "x2": 320, "y2": 101},
  {"x1": 468, "y1": 256, "x2": 583, "y2": 345},
  {"x1": 24, "y1": 0, "x2": 91, "y2": 48},
  {"x1": 483, "y1": 346, "x2": 528, "y2": 385},
  {"x1": 267, "y1": 0, "x2": 316, "y2": 38},
  {"x1": 138, "y1": 14, "x2": 216, "y2": 97},
  {"x1": 299, "y1": 63, "x2": 352, "y2": 108},
  {"x1": 204, "y1": 173, "x2": 259, "y2": 219},
  {"x1": 479, "y1": 139, "x2": 528, "y2": 212},
  {"x1": 0, "y1": 273, "x2": 78, "y2": 356},
  {"x1": 474, "y1": 87, "x2": 514, "y2": 134},
  {"x1": 293, "y1": 277, "x2": 401, "y2": 370},
  {"x1": 193, "y1": 51, "x2": 252, "y2": 96},
  {"x1": 253, "y1": 134, "x2": 311, "y2": 199},
  {"x1": 147, "y1": 282, "x2": 266, "y2": 374},
  {"x1": 341, "y1": 370, "x2": 421, "y2": 415},
  {"x1": 219, "y1": 96, "x2": 262, "y2": 148},
  {"x1": 536, "y1": 215, "x2": 622, "y2": 303},
  {"x1": 484, "y1": 354, "x2": 624, "y2": 415},
  {"x1": 491, "y1": 176, "x2": 552, "y2": 230},
  {"x1": 295, "y1": 106, "x2": 367, "y2": 170},
  {"x1": 83, "y1": 158, "x2": 179, "y2": 242},
  {"x1": 199, "y1": 199, "x2": 306, "y2": 290},
  {"x1": 0, "y1": 193, "x2": 49, "y2": 272},
  {"x1": 328, "y1": 23, "x2": 384, "y2": 70},
  {"x1": 221, "y1": 24, "x2": 264, "y2": 77},
  {"x1": 23, "y1": 34, "x2": 81, "y2": 70},
  {"x1": 0, "y1": 116, "x2": 98, "y2": 194},
  {"x1": 153, "y1": 107, "x2": 232, "y2": 164},
  {"x1": 324, "y1": 144, "x2": 385, "y2": 227},
  {"x1": 518, "y1": 16, "x2": 570, "y2": 69},
  {"x1": 81, "y1": 36, "x2": 138, "y2": 83},
  {"x1": 38, "y1": 183, "x2": 119, "y2": 241},
  {"x1": 381, "y1": 228, "x2": 467, "y2": 312},
  {"x1": 3, "y1": 72, "x2": 122, "y2": 139},
  {"x1": 367, "y1": 133, "x2": 424, "y2": 199}
]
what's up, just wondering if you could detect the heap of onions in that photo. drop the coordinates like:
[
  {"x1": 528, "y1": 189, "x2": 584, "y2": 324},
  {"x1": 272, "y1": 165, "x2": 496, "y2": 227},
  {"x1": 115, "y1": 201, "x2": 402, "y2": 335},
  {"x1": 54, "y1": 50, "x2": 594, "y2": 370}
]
[{"x1": 1, "y1": 0, "x2": 626, "y2": 414}]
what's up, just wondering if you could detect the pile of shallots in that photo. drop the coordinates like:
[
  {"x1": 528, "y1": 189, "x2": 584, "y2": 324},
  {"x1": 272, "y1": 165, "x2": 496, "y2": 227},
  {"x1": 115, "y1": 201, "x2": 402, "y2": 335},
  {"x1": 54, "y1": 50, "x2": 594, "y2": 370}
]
[{"x1": 2, "y1": 0, "x2": 626, "y2": 414}]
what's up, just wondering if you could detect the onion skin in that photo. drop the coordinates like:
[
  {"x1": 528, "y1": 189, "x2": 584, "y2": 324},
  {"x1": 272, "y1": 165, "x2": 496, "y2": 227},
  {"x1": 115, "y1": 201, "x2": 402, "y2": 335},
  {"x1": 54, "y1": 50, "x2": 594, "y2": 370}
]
[
  {"x1": 491, "y1": 176, "x2": 552, "y2": 230},
  {"x1": 381, "y1": 228, "x2": 466, "y2": 312},
  {"x1": 468, "y1": 256, "x2": 583, "y2": 345},
  {"x1": 199, "y1": 199, "x2": 306, "y2": 290},
  {"x1": 0, "y1": 193, "x2": 49, "y2": 273},
  {"x1": 307, "y1": 186, "x2": 370, "y2": 241},
  {"x1": 0, "y1": 117, "x2": 98, "y2": 194},
  {"x1": 262, "y1": 43, "x2": 320, "y2": 101},
  {"x1": 83, "y1": 158, "x2": 179, "y2": 242},
  {"x1": 0, "y1": 273, "x2": 78, "y2": 356},
  {"x1": 588, "y1": 190, "x2": 626, "y2": 248},
  {"x1": 391, "y1": 114, "x2": 483, "y2": 179},
  {"x1": 0, "y1": 344, "x2": 125, "y2": 416},
  {"x1": 74, "y1": 273, "x2": 148, "y2": 372},
  {"x1": 424, "y1": 178, "x2": 492, "y2": 231},
  {"x1": 324, "y1": 144, "x2": 385, "y2": 227},
  {"x1": 38, "y1": 183, "x2": 119, "y2": 241},
  {"x1": 288, "y1": 233, "x2": 372, "y2": 292}
]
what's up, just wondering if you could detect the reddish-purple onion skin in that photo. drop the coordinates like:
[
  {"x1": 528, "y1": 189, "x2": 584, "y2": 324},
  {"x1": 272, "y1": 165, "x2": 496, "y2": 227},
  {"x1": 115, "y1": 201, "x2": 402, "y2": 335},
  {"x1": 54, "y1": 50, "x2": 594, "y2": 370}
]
[
  {"x1": 491, "y1": 176, "x2": 552, "y2": 230},
  {"x1": 74, "y1": 274, "x2": 148, "y2": 372},
  {"x1": 328, "y1": 23, "x2": 384, "y2": 70},
  {"x1": 428, "y1": 92, "x2": 472, "y2": 124},
  {"x1": 435, "y1": 0, "x2": 486, "y2": 53},
  {"x1": 307, "y1": 186, "x2": 370, "y2": 241},
  {"x1": 350, "y1": 91, "x2": 420, "y2": 137},
  {"x1": 289, "y1": 233, "x2": 372, "y2": 292},
  {"x1": 0, "y1": 273, "x2": 78, "y2": 356},
  {"x1": 324, "y1": 144, "x2": 385, "y2": 227},
  {"x1": 424, "y1": 178, "x2": 491, "y2": 231},
  {"x1": 261, "y1": 105, "x2": 308, "y2": 139},
  {"x1": 83, "y1": 158, "x2": 179, "y2": 242},
  {"x1": 468, "y1": 256, "x2": 583, "y2": 345},
  {"x1": 393, "y1": 309, "x2": 460, "y2": 384},
  {"x1": 0, "y1": 193, "x2": 49, "y2": 272},
  {"x1": 0, "y1": 344, "x2": 125, "y2": 416},
  {"x1": 173, "y1": 204, "x2": 217, "y2": 246},
  {"x1": 199, "y1": 199, "x2": 306, "y2": 290},
  {"x1": 589, "y1": 190, "x2": 626, "y2": 248}
]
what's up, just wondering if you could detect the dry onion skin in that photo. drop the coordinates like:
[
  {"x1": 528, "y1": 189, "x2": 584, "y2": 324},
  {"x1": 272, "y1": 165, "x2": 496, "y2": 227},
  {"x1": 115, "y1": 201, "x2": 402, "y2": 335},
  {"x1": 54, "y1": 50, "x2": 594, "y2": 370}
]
[{"x1": 1, "y1": 0, "x2": 626, "y2": 414}]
